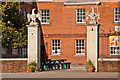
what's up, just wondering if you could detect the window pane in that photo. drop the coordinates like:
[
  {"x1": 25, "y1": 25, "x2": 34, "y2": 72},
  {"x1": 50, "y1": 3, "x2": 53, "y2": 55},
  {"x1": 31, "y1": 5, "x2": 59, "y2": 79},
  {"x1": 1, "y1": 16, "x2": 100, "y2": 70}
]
[
  {"x1": 47, "y1": 10, "x2": 49, "y2": 13},
  {"x1": 83, "y1": 9, "x2": 85, "y2": 12},
  {"x1": 55, "y1": 44, "x2": 57, "y2": 46},
  {"x1": 76, "y1": 47, "x2": 78, "y2": 50},
  {"x1": 58, "y1": 44, "x2": 60, "y2": 46},
  {"x1": 58, "y1": 47, "x2": 60, "y2": 49},
  {"x1": 79, "y1": 43, "x2": 81, "y2": 46},
  {"x1": 58, "y1": 40, "x2": 60, "y2": 43}
]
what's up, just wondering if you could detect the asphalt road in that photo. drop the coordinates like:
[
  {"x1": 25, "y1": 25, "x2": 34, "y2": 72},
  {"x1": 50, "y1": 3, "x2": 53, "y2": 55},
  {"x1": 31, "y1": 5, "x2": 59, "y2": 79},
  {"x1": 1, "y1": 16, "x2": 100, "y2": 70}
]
[{"x1": 1, "y1": 69, "x2": 119, "y2": 78}]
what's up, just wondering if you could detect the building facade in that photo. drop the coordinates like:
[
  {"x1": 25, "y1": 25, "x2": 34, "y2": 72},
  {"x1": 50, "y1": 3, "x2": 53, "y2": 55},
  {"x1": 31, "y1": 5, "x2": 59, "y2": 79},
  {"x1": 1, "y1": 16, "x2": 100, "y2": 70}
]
[
  {"x1": 35, "y1": 0, "x2": 120, "y2": 72},
  {"x1": 1, "y1": 0, "x2": 120, "y2": 72}
]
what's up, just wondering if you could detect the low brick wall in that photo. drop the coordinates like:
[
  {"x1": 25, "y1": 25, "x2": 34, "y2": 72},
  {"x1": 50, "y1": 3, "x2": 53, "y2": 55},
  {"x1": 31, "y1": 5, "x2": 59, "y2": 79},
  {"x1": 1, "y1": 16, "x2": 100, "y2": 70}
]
[
  {"x1": 2, "y1": 60, "x2": 27, "y2": 73},
  {"x1": 98, "y1": 61, "x2": 120, "y2": 72}
]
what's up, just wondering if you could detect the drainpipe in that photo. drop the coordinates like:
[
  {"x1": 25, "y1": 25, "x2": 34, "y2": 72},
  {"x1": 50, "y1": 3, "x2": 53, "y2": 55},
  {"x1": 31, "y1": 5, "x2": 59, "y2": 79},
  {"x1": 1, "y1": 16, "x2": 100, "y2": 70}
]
[{"x1": 96, "y1": 0, "x2": 100, "y2": 72}]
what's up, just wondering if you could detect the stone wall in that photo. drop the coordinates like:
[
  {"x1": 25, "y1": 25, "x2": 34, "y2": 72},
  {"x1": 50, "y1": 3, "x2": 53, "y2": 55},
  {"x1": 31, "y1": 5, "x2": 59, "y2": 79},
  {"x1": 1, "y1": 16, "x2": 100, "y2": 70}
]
[
  {"x1": 2, "y1": 60, "x2": 27, "y2": 73},
  {"x1": 98, "y1": 61, "x2": 120, "y2": 72}
]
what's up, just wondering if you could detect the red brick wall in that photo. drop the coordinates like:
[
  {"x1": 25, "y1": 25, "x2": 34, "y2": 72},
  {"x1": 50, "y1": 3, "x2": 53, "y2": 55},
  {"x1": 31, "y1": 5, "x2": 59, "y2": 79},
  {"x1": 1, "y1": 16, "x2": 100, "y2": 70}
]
[
  {"x1": 98, "y1": 2, "x2": 120, "y2": 58},
  {"x1": 98, "y1": 2, "x2": 120, "y2": 72},
  {"x1": 43, "y1": 37, "x2": 87, "y2": 64},
  {"x1": 36, "y1": 2, "x2": 120, "y2": 65},
  {"x1": 37, "y1": 2, "x2": 91, "y2": 64},
  {"x1": 2, "y1": 60, "x2": 27, "y2": 73},
  {"x1": 98, "y1": 61, "x2": 120, "y2": 72}
]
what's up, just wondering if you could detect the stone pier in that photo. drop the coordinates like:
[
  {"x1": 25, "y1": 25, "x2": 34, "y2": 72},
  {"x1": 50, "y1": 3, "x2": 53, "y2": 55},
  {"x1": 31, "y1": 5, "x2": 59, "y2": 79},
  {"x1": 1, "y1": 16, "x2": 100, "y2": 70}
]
[
  {"x1": 27, "y1": 22, "x2": 41, "y2": 70},
  {"x1": 87, "y1": 24, "x2": 98, "y2": 72}
]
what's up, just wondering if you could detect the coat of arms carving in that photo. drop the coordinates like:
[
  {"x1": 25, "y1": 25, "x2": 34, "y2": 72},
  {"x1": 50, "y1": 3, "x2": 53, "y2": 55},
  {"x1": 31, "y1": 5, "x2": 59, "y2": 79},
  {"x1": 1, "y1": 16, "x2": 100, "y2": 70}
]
[
  {"x1": 27, "y1": 8, "x2": 41, "y2": 23},
  {"x1": 86, "y1": 7, "x2": 100, "y2": 24}
]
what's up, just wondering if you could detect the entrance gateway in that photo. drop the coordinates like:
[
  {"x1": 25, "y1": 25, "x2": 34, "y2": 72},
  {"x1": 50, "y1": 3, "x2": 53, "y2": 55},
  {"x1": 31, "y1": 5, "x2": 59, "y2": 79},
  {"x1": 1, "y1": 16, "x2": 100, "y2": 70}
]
[{"x1": 27, "y1": 7, "x2": 101, "y2": 71}]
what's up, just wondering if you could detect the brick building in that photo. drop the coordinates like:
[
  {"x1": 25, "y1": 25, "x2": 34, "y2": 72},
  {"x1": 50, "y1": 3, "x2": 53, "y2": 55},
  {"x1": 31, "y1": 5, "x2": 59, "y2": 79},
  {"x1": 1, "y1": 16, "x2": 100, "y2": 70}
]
[
  {"x1": 2, "y1": 0, "x2": 120, "y2": 72},
  {"x1": 34, "y1": 0, "x2": 120, "y2": 72}
]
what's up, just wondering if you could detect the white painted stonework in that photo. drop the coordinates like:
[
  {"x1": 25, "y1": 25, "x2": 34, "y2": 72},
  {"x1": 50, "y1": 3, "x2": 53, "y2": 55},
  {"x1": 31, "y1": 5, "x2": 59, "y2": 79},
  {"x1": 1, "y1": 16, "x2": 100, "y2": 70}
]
[
  {"x1": 28, "y1": 23, "x2": 38, "y2": 63},
  {"x1": 27, "y1": 22, "x2": 41, "y2": 70},
  {"x1": 27, "y1": 8, "x2": 41, "y2": 70},
  {"x1": 87, "y1": 24, "x2": 98, "y2": 72},
  {"x1": 86, "y1": 7, "x2": 100, "y2": 24},
  {"x1": 86, "y1": 7, "x2": 100, "y2": 72},
  {"x1": 27, "y1": 8, "x2": 41, "y2": 23}
]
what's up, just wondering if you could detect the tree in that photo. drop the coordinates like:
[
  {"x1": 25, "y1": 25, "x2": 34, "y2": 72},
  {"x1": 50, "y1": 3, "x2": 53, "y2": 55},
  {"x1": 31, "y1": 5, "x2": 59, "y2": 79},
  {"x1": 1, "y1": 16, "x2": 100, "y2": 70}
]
[{"x1": 2, "y1": 2, "x2": 27, "y2": 54}]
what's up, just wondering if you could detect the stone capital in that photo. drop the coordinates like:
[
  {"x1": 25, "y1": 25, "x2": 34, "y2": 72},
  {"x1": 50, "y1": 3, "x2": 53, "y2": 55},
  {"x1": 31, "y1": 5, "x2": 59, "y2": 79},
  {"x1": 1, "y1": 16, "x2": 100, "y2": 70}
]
[
  {"x1": 27, "y1": 22, "x2": 39, "y2": 27},
  {"x1": 86, "y1": 24, "x2": 100, "y2": 27}
]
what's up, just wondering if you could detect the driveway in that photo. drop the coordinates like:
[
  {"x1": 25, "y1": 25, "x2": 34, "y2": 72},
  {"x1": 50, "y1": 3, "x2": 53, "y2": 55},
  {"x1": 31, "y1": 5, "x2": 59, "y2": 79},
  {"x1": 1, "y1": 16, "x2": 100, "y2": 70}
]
[{"x1": 1, "y1": 69, "x2": 119, "y2": 78}]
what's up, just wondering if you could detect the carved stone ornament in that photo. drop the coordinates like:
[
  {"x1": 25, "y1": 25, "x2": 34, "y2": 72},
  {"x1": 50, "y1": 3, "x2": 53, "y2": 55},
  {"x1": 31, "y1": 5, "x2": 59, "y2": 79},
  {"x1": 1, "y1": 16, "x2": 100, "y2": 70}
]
[
  {"x1": 86, "y1": 7, "x2": 100, "y2": 24},
  {"x1": 27, "y1": 8, "x2": 41, "y2": 23}
]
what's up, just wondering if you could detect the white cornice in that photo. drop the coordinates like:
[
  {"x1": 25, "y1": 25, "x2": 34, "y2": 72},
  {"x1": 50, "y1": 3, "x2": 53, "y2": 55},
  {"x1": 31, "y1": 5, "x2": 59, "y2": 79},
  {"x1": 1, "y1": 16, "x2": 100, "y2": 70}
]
[{"x1": 64, "y1": 1, "x2": 100, "y2": 5}]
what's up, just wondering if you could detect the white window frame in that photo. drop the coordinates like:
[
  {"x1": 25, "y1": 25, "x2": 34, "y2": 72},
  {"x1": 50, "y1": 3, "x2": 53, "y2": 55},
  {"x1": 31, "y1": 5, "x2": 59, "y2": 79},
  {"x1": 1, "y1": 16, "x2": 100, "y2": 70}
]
[
  {"x1": 114, "y1": 8, "x2": 120, "y2": 22},
  {"x1": 75, "y1": 40, "x2": 85, "y2": 55},
  {"x1": 40, "y1": 10, "x2": 50, "y2": 25},
  {"x1": 110, "y1": 46, "x2": 120, "y2": 55},
  {"x1": 115, "y1": 26, "x2": 120, "y2": 32},
  {"x1": 51, "y1": 40, "x2": 61, "y2": 55},
  {"x1": 76, "y1": 9, "x2": 86, "y2": 24}
]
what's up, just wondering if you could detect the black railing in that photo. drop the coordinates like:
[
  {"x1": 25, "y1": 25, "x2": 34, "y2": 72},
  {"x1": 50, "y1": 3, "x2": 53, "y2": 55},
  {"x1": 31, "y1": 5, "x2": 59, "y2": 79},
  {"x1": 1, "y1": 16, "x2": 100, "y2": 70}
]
[{"x1": 1, "y1": 48, "x2": 27, "y2": 58}]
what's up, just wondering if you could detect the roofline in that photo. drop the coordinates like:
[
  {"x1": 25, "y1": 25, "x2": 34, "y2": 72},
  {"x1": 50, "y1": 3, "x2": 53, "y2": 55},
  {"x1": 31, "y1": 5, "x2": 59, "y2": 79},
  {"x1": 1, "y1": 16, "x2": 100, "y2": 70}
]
[{"x1": 64, "y1": 1, "x2": 101, "y2": 5}]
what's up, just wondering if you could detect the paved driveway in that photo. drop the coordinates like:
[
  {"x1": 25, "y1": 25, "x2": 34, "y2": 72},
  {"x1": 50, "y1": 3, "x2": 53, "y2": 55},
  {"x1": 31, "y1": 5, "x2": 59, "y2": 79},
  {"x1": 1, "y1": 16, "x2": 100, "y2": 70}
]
[{"x1": 1, "y1": 69, "x2": 119, "y2": 78}]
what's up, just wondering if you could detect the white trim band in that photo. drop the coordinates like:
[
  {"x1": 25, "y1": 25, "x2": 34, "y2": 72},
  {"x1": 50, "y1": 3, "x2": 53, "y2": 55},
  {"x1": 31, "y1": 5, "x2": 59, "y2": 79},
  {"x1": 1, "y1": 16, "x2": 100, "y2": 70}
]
[
  {"x1": 98, "y1": 58, "x2": 120, "y2": 61},
  {"x1": 64, "y1": 1, "x2": 100, "y2": 6},
  {"x1": 0, "y1": 58, "x2": 28, "y2": 61}
]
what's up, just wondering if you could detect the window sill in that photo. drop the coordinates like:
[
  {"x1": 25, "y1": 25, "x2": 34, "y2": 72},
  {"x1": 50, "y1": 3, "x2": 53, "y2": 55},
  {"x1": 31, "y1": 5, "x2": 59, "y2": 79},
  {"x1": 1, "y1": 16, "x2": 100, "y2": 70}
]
[
  {"x1": 50, "y1": 55, "x2": 61, "y2": 57},
  {"x1": 74, "y1": 54, "x2": 85, "y2": 57},
  {"x1": 41, "y1": 23, "x2": 50, "y2": 26},
  {"x1": 113, "y1": 22, "x2": 120, "y2": 25},
  {"x1": 76, "y1": 23, "x2": 86, "y2": 25},
  {"x1": 109, "y1": 55, "x2": 120, "y2": 57}
]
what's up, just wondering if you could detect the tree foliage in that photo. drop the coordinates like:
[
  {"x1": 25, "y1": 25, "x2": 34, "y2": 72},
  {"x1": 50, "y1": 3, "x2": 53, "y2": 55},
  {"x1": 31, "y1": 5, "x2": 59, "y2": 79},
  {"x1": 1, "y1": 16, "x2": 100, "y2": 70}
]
[{"x1": 2, "y1": 2, "x2": 27, "y2": 48}]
